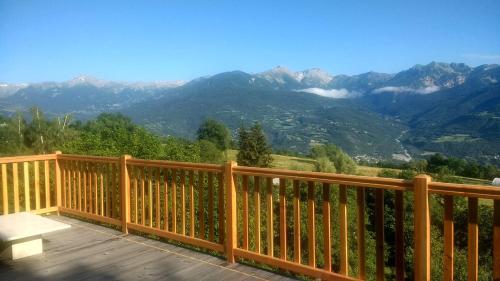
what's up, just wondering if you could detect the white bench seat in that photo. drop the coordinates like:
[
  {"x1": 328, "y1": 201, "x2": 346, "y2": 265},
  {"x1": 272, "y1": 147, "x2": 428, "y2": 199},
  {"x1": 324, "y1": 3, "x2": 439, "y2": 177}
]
[{"x1": 0, "y1": 212, "x2": 70, "y2": 260}]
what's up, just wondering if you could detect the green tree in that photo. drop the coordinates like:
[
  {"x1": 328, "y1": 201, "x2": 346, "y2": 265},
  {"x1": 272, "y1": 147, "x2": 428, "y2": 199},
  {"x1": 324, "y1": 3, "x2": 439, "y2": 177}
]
[
  {"x1": 311, "y1": 143, "x2": 357, "y2": 174},
  {"x1": 196, "y1": 119, "x2": 231, "y2": 151},
  {"x1": 0, "y1": 114, "x2": 25, "y2": 155},
  {"x1": 236, "y1": 123, "x2": 272, "y2": 167},
  {"x1": 199, "y1": 140, "x2": 224, "y2": 164},
  {"x1": 314, "y1": 156, "x2": 335, "y2": 173},
  {"x1": 63, "y1": 113, "x2": 163, "y2": 159},
  {"x1": 24, "y1": 107, "x2": 74, "y2": 154}
]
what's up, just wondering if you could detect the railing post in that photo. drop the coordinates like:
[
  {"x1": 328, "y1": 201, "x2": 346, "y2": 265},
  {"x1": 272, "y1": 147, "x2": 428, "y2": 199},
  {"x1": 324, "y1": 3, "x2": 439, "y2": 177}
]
[
  {"x1": 414, "y1": 174, "x2": 431, "y2": 281},
  {"x1": 120, "y1": 155, "x2": 132, "y2": 234},
  {"x1": 225, "y1": 161, "x2": 237, "y2": 263},
  {"x1": 54, "y1": 151, "x2": 62, "y2": 215}
]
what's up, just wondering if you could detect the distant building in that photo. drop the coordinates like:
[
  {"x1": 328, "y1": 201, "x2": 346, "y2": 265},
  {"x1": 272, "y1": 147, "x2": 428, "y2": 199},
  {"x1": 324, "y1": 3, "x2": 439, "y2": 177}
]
[{"x1": 493, "y1": 178, "x2": 500, "y2": 186}]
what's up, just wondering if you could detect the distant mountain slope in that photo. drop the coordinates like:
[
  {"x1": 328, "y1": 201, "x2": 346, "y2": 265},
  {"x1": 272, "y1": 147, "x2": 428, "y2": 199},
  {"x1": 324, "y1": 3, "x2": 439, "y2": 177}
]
[
  {"x1": 123, "y1": 71, "x2": 405, "y2": 159},
  {"x1": 0, "y1": 62, "x2": 498, "y2": 164},
  {"x1": 0, "y1": 76, "x2": 182, "y2": 119}
]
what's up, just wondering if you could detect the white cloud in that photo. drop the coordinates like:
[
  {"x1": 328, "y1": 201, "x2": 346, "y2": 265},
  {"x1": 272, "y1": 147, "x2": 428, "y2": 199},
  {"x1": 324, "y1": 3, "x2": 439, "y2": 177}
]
[
  {"x1": 372, "y1": 85, "x2": 440, "y2": 95},
  {"x1": 295, "y1": 88, "x2": 352, "y2": 98}
]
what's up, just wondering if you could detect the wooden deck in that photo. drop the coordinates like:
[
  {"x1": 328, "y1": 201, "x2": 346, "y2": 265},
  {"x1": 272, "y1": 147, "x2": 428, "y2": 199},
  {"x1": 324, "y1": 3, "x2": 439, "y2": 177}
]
[{"x1": 0, "y1": 215, "x2": 297, "y2": 281}]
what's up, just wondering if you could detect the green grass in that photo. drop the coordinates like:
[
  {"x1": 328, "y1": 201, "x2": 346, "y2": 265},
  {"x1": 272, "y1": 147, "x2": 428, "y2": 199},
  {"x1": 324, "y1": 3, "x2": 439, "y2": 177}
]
[
  {"x1": 226, "y1": 149, "x2": 398, "y2": 177},
  {"x1": 226, "y1": 150, "x2": 493, "y2": 187}
]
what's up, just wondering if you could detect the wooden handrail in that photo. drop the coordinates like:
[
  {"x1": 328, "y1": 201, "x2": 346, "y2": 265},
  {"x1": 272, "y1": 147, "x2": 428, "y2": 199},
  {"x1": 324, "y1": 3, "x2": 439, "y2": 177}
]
[{"x1": 2, "y1": 153, "x2": 500, "y2": 280}]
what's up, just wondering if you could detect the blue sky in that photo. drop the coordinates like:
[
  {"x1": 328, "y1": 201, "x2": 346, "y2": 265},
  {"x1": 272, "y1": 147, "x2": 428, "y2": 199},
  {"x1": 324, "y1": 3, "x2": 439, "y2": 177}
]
[{"x1": 1, "y1": 0, "x2": 500, "y2": 83}]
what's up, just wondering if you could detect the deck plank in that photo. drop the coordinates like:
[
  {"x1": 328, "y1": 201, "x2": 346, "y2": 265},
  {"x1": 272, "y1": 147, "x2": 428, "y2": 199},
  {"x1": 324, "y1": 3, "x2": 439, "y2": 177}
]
[{"x1": 0, "y1": 215, "x2": 296, "y2": 281}]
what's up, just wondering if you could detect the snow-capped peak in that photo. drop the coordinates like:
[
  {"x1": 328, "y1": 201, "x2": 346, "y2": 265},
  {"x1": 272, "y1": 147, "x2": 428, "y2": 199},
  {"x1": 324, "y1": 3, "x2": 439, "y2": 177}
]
[
  {"x1": 66, "y1": 75, "x2": 111, "y2": 87},
  {"x1": 257, "y1": 66, "x2": 332, "y2": 86}
]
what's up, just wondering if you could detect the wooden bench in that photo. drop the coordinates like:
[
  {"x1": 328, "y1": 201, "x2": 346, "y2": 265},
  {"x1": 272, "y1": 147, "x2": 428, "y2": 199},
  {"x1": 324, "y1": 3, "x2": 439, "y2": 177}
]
[{"x1": 0, "y1": 212, "x2": 70, "y2": 260}]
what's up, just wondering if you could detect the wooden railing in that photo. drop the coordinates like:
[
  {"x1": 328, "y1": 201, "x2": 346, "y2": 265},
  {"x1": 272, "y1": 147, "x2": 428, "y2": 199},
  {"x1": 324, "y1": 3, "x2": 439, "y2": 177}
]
[{"x1": 0, "y1": 153, "x2": 499, "y2": 280}]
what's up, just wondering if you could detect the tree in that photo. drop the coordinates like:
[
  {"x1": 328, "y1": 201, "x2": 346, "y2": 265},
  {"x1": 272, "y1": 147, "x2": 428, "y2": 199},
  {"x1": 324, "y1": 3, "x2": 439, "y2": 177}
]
[
  {"x1": 314, "y1": 156, "x2": 335, "y2": 173},
  {"x1": 310, "y1": 143, "x2": 357, "y2": 174},
  {"x1": 0, "y1": 114, "x2": 25, "y2": 155},
  {"x1": 199, "y1": 140, "x2": 224, "y2": 164},
  {"x1": 63, "y1": 113, "x2": 163, "y2": 159},
  {"x1": 196, "y1": 119, "x2": 231, "y2": 151},
  {"x1": 236, "y1": 123, "x2": 272, "y2": 167}
]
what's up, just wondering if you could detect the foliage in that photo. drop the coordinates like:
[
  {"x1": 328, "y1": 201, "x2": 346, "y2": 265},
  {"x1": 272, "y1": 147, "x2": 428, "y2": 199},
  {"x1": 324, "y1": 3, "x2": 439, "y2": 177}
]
[
  {"x1": 198, "y1": 140, "x2": 224, "y2": 164},
  {"x1": 196, "y1": 118, "x2": 231, "y2": 151},
  {"x1": 62, "y1": 113, "x2": 163, "y2": 159},
  {"x1": 314, "y1": 156, "x2": 335, "y2": 173},
  {"x1": 0, "y1": 107, "x2": 75, "y2": 155},
  {"x1": 236, "y1": 123, "x2": 273, "y2": 167},
  {"x1": 310, "y1": 143, "x2": 357, "y2": 174}
]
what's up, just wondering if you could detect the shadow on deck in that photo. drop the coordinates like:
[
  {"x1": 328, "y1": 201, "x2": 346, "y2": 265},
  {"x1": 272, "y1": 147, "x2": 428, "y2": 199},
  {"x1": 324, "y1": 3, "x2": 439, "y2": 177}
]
[{"x1": 0, "y1": 215, "x2": 296, "y2": 281}]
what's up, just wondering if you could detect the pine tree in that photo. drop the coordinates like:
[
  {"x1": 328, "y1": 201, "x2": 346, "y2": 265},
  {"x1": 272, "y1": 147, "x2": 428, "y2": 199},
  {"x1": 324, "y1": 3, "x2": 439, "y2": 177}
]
[{"x1": 236, "y1": 123, "x2": 272, "y2": 167}]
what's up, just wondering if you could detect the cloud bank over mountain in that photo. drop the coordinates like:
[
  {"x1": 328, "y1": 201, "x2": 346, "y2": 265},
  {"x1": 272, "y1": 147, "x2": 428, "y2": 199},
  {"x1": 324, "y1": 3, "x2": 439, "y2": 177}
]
[{"x1": 295, "y1": 88, "x2": 353, "y2": 98}]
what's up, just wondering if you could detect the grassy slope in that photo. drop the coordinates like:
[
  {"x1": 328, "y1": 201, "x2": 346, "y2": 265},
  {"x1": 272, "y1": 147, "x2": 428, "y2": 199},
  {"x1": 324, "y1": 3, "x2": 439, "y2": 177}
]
[
  {"x1": 226, "y1": 150, "x2": 492, "y2": 184},
  {"x1": 226, "y1": 149, "x2": 398, "y2": 177}
]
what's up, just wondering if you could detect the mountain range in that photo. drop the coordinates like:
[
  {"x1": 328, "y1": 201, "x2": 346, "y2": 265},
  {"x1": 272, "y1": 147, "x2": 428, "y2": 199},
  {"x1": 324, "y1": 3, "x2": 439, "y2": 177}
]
[{"x1": 1, "y1": 62, "x2": 499, "y2": 165}]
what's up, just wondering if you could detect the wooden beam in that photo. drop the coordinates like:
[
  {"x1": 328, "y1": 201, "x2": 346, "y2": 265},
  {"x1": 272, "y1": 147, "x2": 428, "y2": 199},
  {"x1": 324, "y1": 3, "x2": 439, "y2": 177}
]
[
  {"x1": 414, "y1": 175, "x2": 431, "y2": 281},
  {"x1": 120, "y1": 155, "x2": 131, "y2": 234},
  {"x1": 225, "y1": 161, "x2": 237, "y2": 263}
]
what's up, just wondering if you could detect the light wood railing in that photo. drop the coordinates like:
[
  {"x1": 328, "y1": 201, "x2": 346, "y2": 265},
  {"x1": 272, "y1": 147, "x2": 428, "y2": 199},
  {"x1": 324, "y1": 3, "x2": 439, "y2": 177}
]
[{"x1": 0, "y1": 153, "x2": 499, "y2": 280}]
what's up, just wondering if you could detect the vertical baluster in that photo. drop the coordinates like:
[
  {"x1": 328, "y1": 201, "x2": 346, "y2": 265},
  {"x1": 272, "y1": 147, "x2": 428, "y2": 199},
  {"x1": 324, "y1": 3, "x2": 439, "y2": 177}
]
[
  {"x1": 100, "y1": 164, "x2": 104, "y2": 216},
  {"x1": 77, "y1": 161, "x2": 82, "y2": 211},
  {"x1": 171, "y1": 169, "x2": 177, "y2": 233},
  {"x1": 2, "y1": 164, "x2": 8, "y2": 214},
  {"x1": 133, "y1": 167, "x2": 138, "y2": 223},
  {"x1": 198, "y1": 170, "x2": 205, "y2": 239},
  {"x1": 293, "y1": 180, "x2": 300, "y2": 263},
  {"x1": 60, "y1": 161, "x2": 68, "y2": 207},
  {"x1": 218, "y1": 173, "x2": 224, "y2": 244},
  {"x1": 73, "y1": 161, "x2": 77, "y2": 209},
  {"x1": 395, "y1": 190, "x2": 405, "y2": 281},
  {"x1": 255, "y1": 176, "x2": 261, "y2": 254},
  {"x1": 156, "y1": 169, "x2": 161, "y2": 229},
  {"x1": 89, "y1": 163, "x2": 93, "y2": 214},
  {"x1": 83, "y1": 162, "x2": 87, "y2": 212},
  {"x1": 468, "y1": 197, "x2": 478, "y2": 281},
  {"x1": 148, "y1": 168, "x2": 153, "y2": 227},
  {"x1": 141, "y1": 167, "x2": 145, "y2": 225},
  {"x1": 181, "y1": 170, "x2": 186, "y2": 235},
  {"x1": 189, "y1": 170, "x2": 195, "y2": 237},
  {"x1": 494, "y1": 199, "x2": 500, "y2": 280},
  {"x1": 375, "y1": 189, "x2": 385, "y2": 281},
  {"x1": 34, "y1": 161, "x2": 40, "y2": 210},
  {"x1": 242, "y1": 175, "x2": 249, "y2": 249},
  {"x1": 267, "y1": 177, "x2": 274, "y2": 257},
  {"x1": 23, "y1": 162, "x2": 30, "y2": 211},
  {"x1": 444, "y1": 195, "x2": 454, "y2": 281},
  {"x1": 68, "y1": 161, "x2": 72, "y2": 209},
  {"x1": 307, "y1": 181, "x2": 315, "y2": 267},
  {"x1": 105, "y1": 163, "x2": 110, "y2": 216},
  {"x1": 323, "y1": 183, "x2": 331, "y2": 271},
  {"x1": 357, "y1": 187, "x2": 366, "y2": 279},
  {"x1": 93, "y1": 163, "x2": 97, "y2": 214},
  {"x1": 279, "y1": 178, "x2": 286, "y2": 260},
  {"x1": 13, "y1": 163, "x2": 19, "y2": 212},
  {"x1": 111, "y1": 163, "x2": 116, "y2": 217},
  {"x1": 339, "y1": 184, "x2": 348, "y2": 275},
  {"x1": 208, "y1": 172, "x2": 214, "y2": 241},
  {"x1": 44, "y1": 160, "x2": 50, "y2": 208},
  {"x1": 163, "y1": 168, "x2": 169, "y2": 231}
]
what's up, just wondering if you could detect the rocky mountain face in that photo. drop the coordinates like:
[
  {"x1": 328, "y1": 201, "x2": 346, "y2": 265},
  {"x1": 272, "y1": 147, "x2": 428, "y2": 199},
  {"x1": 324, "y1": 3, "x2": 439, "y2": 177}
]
[{"x1": 1, "y1": 62, "x2": 499, "y2": 164}]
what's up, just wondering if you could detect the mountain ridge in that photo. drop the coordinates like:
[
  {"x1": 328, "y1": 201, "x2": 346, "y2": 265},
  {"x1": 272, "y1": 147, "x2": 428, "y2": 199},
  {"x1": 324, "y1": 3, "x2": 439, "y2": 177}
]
[{"x1": 1, "y1": 61, "x2": 499, "y2": 164}]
